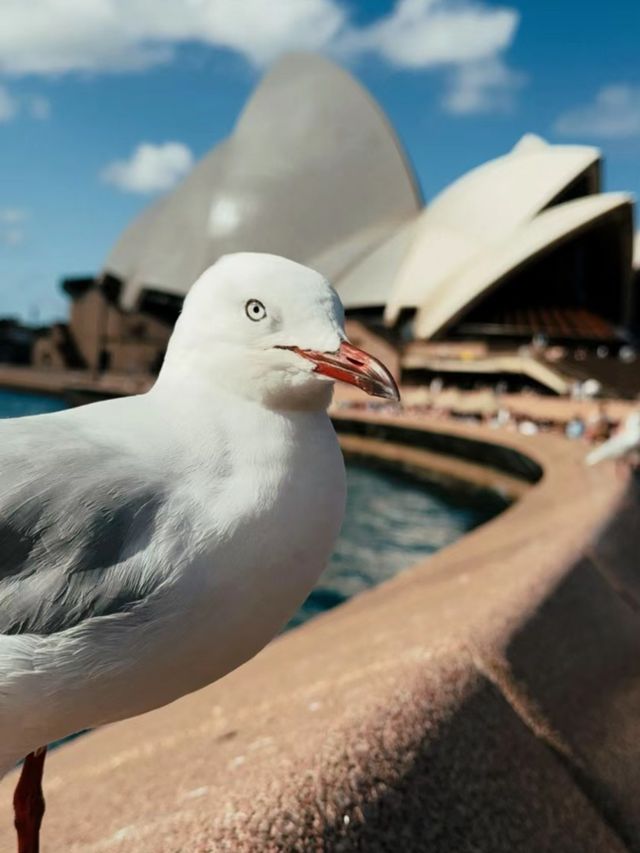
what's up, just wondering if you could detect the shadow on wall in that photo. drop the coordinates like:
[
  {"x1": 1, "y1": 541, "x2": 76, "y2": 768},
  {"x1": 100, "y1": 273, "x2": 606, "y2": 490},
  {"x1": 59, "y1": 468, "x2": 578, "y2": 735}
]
[
  {"x1": 255, "y1": 475, "x2": 640, "y2": 853},
  {"x1": 316, "y1": 673, "x2": 624, "y2": 853},
  {"x1": 504, "y1": 482, "x2": 640, "y2": 851}
]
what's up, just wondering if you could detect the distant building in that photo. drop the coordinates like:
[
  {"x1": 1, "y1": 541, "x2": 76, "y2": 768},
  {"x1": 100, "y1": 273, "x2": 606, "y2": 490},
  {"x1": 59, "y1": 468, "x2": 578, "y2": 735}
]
[
  {"x1": 0, "y1": 320, "x2": 43, "y2": 366},
  {"x1": 33, "y1": 276, "x2": 172, "y2": 374},
  {"x1": 36, "y1": 53, "x2": 639, "y2": 396}
]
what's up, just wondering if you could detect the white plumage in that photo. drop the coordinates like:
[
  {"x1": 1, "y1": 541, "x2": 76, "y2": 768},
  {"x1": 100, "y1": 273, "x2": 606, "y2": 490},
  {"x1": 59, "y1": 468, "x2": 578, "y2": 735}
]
[
  {"x1": 0, "y1": 252, "x2": 398, "y2": 796},
  {"x1": 586, "y1": 410, "x2": 640, "y2": 466}
]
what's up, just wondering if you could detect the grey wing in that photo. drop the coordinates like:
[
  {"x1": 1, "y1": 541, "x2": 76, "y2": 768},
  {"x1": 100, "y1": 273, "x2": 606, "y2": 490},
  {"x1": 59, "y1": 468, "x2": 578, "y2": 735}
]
[{"x1": 0, "y1": 413, "x2": 168, "y2": 636}]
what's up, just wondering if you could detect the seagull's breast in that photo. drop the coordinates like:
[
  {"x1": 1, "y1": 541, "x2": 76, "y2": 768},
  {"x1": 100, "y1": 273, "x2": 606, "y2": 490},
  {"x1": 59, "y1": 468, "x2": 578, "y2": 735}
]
[
  {"x1": 1, "y1": 406, "x2": 346, "y2": 746},
  {"x1": 194, "y1": 409, "x2": 346, "y2": 655},
  {"x1": 104, "y1": 406, "x2": 348, "y2": 715}
]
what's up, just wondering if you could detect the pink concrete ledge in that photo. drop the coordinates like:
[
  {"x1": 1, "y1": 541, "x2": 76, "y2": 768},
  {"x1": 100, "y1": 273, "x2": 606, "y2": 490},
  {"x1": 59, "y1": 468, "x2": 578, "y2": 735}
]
[{"x1": 0, "y1": 413, "x2": 637, "y2": 852}]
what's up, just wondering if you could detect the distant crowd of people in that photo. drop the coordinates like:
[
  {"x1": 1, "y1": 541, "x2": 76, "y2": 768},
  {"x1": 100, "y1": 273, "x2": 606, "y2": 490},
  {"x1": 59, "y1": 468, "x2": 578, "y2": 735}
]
[{"x1": 334, "y1": 382, "x2": 625, "y2": 446}]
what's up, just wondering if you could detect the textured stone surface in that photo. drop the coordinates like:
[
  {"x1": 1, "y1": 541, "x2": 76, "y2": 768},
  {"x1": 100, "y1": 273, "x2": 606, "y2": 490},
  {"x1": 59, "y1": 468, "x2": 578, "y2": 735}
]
[{"x1": 0, "y1": 414, "x2": 636, "y2": 851}]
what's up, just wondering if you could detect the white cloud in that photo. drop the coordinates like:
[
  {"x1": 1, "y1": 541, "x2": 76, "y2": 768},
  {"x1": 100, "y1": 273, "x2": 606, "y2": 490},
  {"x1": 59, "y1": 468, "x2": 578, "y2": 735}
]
[
  {"x1": 0, "y1": 208, "x2": 28, "y2": 224},
  {"x1": 0, "y1": 0, "x2": 521, "y2": 116},
  {"x1": 344, "y1": 0, "x2": 518, "y2": 69},
  {"x1": 1, "y1": 227, "x2": 25, "y2": 247},
  {"x1": 26, "y1": 94, "x2": 51, "y2": 120},
  {"x1": 554, "y1": 84, "x2": 640, "y2": 139},
  {"x1": 101, "y1": 142, "x2": 194, "y2": 193},
  {"x1": 0, "y1": 83, "x2": 51, "y2": 122},
  {"x1": 0, "y1": 1, "x2": 523, "y2": 117},
  {"x1": 0, "y1": 0, "x2": 346, "y2": 74},
  {"x1": 0, "y1": 208, "x2": 28, "y2": 247},
  {"x1": 0, "y1": 84, "x2": 18, "y2": 122},
  {"x1": 443, "y1": 57, "x2": 524, "y2": 114}
]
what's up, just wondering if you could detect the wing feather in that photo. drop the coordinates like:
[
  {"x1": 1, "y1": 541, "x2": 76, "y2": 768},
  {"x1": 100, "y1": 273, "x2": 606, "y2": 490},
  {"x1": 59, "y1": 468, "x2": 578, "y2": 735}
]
[{"x1": 0, "y1": 413, "x2": 168, "y2": 636}]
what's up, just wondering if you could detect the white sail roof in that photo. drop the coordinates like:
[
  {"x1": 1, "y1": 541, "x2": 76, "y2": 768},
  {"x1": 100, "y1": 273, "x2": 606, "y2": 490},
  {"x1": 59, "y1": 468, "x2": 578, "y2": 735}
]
[
  {"x1": 334, "y1": 217, "x2": 419, "y2": 309},
  {"x1": 105, "y1": 197, "x2": 167, "y2": 286},
  {"x1": 633, "y1": 232, "x2": 640, "y2": 270},
  {"x1": 384, "y1": 134, "x2": 600, "y2": 324},
  {"x1": 413, "y1": 192, "x2": 633, "y2": 339},
  {"x1": 104, "y1": 53, "x2": 421, "y2": 310}
]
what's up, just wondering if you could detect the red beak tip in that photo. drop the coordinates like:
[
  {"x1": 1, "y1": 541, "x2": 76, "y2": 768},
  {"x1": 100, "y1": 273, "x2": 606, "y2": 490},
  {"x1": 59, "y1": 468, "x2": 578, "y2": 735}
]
[
  {"x1": 297, "y1": 341, "x2": 399, "y2": 401},
  {"x1": 277, "y1": 342, "x2": 399, "y2": 401}
]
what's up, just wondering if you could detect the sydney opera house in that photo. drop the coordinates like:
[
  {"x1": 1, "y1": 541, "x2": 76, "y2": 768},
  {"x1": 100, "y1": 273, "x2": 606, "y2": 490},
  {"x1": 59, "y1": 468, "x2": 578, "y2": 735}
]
[{"x1": 34, "y1": 53, "x2": 639, "y2": 397}]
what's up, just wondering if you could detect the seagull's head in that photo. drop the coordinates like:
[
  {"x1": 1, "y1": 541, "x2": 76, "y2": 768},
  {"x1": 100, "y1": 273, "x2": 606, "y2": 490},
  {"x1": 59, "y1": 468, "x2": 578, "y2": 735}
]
[{"x1": 161, "y1": 252, "x2": 399, "y2": 411}]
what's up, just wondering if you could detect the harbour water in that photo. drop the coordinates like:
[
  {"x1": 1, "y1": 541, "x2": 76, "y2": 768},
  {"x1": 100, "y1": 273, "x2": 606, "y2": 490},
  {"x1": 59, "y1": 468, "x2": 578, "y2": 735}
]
[
  {"x1": 0, "y1": 388, "x2": 68, "y2": 419},
  {"x1": 0, "y1": 389, "x2": 502, "y2": 628},
  {"x1": 290, "y1": 462, "x2": 501, "y2": 628}
]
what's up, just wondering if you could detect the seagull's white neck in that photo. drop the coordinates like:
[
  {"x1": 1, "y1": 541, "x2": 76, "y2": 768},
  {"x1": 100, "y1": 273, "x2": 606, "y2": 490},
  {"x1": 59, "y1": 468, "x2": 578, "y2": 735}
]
[{"x1": 154, "y1": 347, "x2": 334, "y2": 413}]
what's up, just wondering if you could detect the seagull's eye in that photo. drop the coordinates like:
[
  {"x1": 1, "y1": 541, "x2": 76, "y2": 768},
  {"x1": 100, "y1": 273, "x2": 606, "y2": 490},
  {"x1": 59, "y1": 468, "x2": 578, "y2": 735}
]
[{"x1": 245, "y1": 299, "x2": 267, "y2": 322}]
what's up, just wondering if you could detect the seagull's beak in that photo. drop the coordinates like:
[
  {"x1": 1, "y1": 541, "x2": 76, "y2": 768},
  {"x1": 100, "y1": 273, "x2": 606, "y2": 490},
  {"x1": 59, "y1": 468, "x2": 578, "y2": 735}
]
[{"x1": 280, "y1": 341, "x2": 400, "y2": 401}]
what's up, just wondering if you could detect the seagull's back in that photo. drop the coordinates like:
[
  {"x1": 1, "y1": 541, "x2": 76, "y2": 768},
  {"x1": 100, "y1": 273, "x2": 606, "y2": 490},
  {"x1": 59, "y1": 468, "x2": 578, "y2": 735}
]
[{"x1": 0, "y1": 388, "x2": 345, "y2": 771}]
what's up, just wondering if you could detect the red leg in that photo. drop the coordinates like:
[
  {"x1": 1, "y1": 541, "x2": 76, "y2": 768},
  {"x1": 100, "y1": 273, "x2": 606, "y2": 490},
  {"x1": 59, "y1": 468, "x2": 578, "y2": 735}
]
[{"x1": 13, "y1": 747, "x2": 47, "y2": 853}]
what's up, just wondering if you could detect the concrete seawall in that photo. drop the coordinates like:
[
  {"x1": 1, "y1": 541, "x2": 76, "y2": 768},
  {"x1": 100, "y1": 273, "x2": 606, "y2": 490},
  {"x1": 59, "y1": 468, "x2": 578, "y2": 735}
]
[{"x1": 1, "y1": 413, "x2": 638, "y2": 852}]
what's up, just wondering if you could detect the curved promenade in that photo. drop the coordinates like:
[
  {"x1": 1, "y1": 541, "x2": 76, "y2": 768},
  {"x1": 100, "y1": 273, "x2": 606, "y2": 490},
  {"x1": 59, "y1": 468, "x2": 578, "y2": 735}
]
[{"x1": 1, "y1": 411, "x2": 638, "y2": 852}]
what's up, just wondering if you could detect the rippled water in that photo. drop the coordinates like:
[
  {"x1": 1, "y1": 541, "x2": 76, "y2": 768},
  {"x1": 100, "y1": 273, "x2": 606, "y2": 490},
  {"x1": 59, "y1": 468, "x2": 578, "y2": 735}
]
[
  {"x1": 0, "y1": 390, "x2": 502, "y2": 629},
  {"x1": 290, "y1": 461, "x2": 501, "y2": 628}
]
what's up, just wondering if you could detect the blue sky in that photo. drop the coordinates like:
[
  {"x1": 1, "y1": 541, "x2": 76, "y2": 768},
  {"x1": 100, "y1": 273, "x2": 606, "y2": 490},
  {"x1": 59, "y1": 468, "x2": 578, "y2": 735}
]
[{"x1": 0, "y1": 0, "x2": 638, "y2": 322}]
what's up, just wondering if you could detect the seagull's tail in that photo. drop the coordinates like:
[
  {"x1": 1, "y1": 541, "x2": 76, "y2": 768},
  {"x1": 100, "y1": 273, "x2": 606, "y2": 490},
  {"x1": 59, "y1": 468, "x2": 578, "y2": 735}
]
[{"x1": 586, "y1": 441, "x2": 616, "y2": 466}]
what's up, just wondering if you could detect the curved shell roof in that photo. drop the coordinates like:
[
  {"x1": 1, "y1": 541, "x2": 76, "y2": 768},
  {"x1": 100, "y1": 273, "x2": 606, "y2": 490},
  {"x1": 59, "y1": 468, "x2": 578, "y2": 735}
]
[
  {"x1": 413, "y1": 192, "x2": 633, "y2": 339},
  {"x1": 334, "y1": 217, "x2": 419, "y2": 309},
  {"x1": 103, "y1": 196, "x2": 168, "y2": 286},
  {"x1": 105, "y1": 53, "x2": 421, "y2": 309},
  {"x1": 384, "y1": 134, "x2": 600, "y2": 324},
  {"x1": 108, "y1": 141, "x2": 230, "y2": 308}
]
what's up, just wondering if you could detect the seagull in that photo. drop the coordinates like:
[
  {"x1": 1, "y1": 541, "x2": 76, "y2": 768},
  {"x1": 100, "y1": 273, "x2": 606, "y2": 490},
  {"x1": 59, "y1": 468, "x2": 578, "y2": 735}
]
[
  {"x1": 585, "y1": 409, "x2": 640, "y2": 467},
  {"x1": 0, "y1": 252, "x2": 399, "y2": 853}
]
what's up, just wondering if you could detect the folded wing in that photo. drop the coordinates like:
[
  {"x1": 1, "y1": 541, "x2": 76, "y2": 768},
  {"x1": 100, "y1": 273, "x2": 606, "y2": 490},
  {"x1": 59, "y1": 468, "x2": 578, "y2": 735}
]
[{"x1": 0, "y1": 414, "x2": 169, "y2": 636}]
